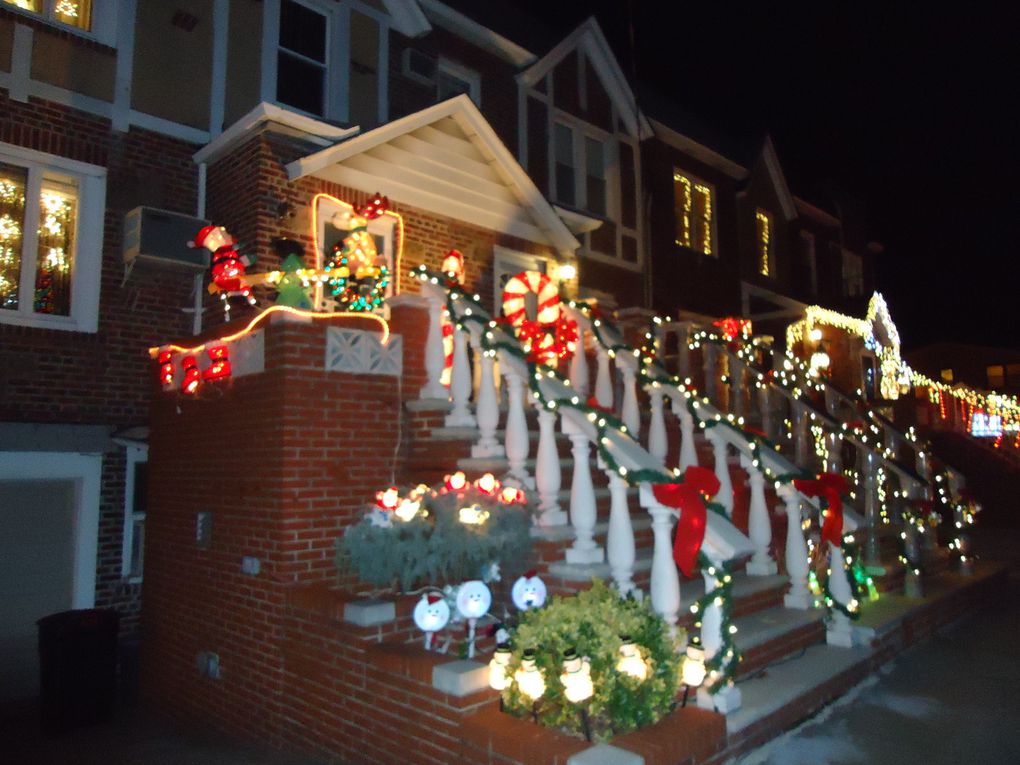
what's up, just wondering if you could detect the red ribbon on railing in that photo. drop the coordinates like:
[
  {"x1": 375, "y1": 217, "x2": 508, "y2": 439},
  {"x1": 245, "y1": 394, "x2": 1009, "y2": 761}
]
[
  {"x1": 793, "y1": 473, "x2": 848, "y2": 548},
  {"x1": 653, "y1": 466, "x2": 720, "y2": 577}
]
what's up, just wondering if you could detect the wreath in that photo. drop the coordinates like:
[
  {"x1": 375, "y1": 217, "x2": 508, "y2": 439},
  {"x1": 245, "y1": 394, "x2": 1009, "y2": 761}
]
[{"x1": 501, "y1": 270, "x2": 577, "y2": 365}]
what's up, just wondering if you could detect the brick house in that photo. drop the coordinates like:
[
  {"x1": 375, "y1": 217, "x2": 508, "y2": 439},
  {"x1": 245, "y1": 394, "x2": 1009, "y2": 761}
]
[{"x1": 2, "y1": 5, "x2": 994, "y2": 765}]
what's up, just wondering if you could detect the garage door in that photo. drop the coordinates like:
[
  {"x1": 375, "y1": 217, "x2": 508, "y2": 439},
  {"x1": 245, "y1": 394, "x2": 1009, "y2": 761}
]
[{"x1": 0, "y1": 480, "x2": 76, "y2": 702}]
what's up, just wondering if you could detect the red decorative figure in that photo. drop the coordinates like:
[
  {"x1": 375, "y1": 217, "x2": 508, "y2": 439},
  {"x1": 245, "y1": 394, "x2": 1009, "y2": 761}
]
[
  {"x1": 189, "y1": 225, "x2": 257, "y2": 319},
  {"x1": 182, "y1": 355, "x2": 201, "y2": 394},
  {"x1": 361, "y1": 192, "x2": 389, "y2": 220},
  {"x1": 203, "y1": 345, "x2": 232, "y2": 382},
  {"x1": 158, "y1": 350, "x2": 174, "y2": 388}
]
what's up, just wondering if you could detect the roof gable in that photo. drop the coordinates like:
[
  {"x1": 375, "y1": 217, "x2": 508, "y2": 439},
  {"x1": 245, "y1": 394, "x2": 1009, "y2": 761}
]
[
  {"x1": 755, "y1": 136, "x2": 797, "y2": 221},
  {"x1": 518, "y1": 18, "x2": 652, "y2": 139},
  {"x1": 286, "y1": 95, "x2": 580, "y2": 255}
]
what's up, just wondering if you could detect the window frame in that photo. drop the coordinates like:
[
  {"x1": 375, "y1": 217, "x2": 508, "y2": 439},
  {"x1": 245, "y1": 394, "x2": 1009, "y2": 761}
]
[
  {"x1": 550, "y1": 116, "x2": 613, "y2": 219},
  {"x1": 436, "y1": 57, "x2": 481, "y2": 106},
  {"x1": 1, "y1": 0, "x2": 116, "y2": 46},
  {"x1": 0, "y1": 143, "x2": 105, "y2": 333},
  {"x1": 265, "y1": 0, "x2": 390, "y2": 125},
  {"x1": 120, "y1": 444, "x2": 148, "y2": 583},
  {"x1": 841, "y1": 248, "x2": 864, "y2": 297},
  {"x1": 672, "y1": 168, "x2": 716, "y2": 257}
]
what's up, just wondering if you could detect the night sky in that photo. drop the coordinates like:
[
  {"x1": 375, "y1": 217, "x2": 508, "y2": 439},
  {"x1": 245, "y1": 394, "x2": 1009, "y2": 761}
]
[{"x1": 511, "y1": 1, "x2": 1019, "y2": 351}]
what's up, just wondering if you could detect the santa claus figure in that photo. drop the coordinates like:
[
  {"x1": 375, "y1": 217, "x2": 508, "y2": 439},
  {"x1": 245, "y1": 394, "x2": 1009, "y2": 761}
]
[{"x1": 190, "y1": 225, "x2": 257, "y2": 318}]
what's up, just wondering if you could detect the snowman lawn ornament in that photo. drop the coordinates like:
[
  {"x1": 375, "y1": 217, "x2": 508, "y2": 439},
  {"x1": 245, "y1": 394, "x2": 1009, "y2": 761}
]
[
  {"x1": 413, "y1": 593, "x2": 451, "y2": 651},
  {"x1": 511, "y1": 570, "x2": 548, "y2": 611},
  {"x1": 455, "y1": 580, "x2": 492, "y2": 659}
]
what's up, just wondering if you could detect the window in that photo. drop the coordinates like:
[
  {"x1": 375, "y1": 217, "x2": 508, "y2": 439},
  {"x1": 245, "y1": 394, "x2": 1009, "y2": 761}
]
[
  {"x1": 553, "y1": 121, "x2": 609, "y2": 216},
  {"x1": 842, "y1": 249, "x2": 864, "y2": 297},
  {"x1": 277, "y1": 0, "x2": 328, "y2": 117},
  {"x1": 673, "y1": 170, "x2": 714, "y2": 255},
  {"x1": 437, "y1": 58, "x2": 480, "y2": 106},
  {"x1": 756, "y1": 209, "x2": 773, "y2": 276},
  {"x1": 0, "y1": 144, "x2": 105, "y2": 332},
  {"x1": 1007, "y1": 364, "x2": 1020, "y2": 387},
  {"x1": 2, "y1": 0, "x2": 91, "y2": 32},
  {"x1": 987, "y1": 365, "x2": 1005, "y2": 389},
  {"x1": 801, "y1": 231, "x2": 817, "y2": 294},
  {"x1": 940, "y1": 368, "x2": 954, "y2": 383},
  {"x1": 121, "y1": 446, "x2": 148, "y2": 582},
  {"x1": 314, "y1": 196, "x2": 395, "y2": 312}
]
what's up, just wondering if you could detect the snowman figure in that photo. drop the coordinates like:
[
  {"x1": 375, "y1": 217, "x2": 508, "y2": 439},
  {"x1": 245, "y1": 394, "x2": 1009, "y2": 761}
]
[
  {"x1": 511, "y1": 570, "x2": 547, "y2": 611},
  {"x1": 413, "y1": 593, "x2": 451, "y2": 651},
  {"x1": 455, "y1": 580, "x2": 491, "y2": 659},
  {"x1": 189, "y1": 225, "x2": 257, "y2": 319}
]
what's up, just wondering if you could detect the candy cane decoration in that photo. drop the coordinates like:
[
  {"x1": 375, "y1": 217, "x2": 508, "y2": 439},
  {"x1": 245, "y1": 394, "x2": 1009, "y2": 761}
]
[
  {"x1": 502, "y1": 271, "x2": 561, "y2": 326},
  {"x1": 441, "y1": 310, "x2": 454, "y2": 387}
]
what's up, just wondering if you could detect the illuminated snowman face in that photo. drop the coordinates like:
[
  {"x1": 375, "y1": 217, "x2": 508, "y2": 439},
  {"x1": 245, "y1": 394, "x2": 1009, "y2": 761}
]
[
  {"x1": 413, "y1": 595, "x2": 451, "y2": 633},
  {"x1": 511, "y1": 574, "x2": 547, "y2": 611},
  {"x1": 455, "y1": 580, "x2": 492, "y2": 620}
]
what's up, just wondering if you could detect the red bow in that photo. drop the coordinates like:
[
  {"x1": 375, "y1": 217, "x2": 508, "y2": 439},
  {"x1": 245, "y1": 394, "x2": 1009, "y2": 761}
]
[
  {"x1": 793, "y1": 473, "x2": 848, "y2": 547},
  {"x1": 587, "y1": 395, "x2": 613, "y2": 414},
  {"x1": 653, "y1": 466, "x2": 720, "y2": 577}
]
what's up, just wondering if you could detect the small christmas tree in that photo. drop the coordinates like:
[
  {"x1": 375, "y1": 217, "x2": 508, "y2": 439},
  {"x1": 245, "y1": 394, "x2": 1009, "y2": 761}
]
[{"x1": 275, "y1": 253, "x2": 313, "y2": 310}]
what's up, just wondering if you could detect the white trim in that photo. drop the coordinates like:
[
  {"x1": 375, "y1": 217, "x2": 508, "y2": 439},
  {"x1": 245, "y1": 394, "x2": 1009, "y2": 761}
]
[
  {"x1": 761, "y1": 136, "x2": 797, "y2": 221},
  {"x1": 650, "y1": 118, "x2": 747, "y2": 180},
  {"x1": 380, "y1": 0, "x2": 431, "y2": 37},
  {"x1": 517, "y1": 18, "x2": 651, "y2": 140},
  {"x1": 112, "y1": 0, "x2": 136, "y2": 132},
  {"x1": 493, "y1": 246, "x2": 547, "y2": 311},
  {"x1": 209, "y1": 0, "x2": 230, "y2": 137},
  {"x1": 580, "y1": 247, "x2": 643, "y2": 273},
  {"x1": 553, "y1": 205, "x2": 604, "y2": 234},
  {"x1": 287, "y1": 95, "x2": 580, "y2": 255},
  {"x1": 418, "y1": 0, "x2": 536, "y2": 67},
  {"x1": 0, "y1": 142, "x2": 106, "y2": 333},
  {"x1": 260, "y1": 0, "x2": 280, "y2": 105},
  {"x1": 120, "y1": 444, "x2": 148, "y2": 582},
  {"x1": 516, "y1": 80, "x2": 527, "y2": 169},
  {"x1": 128, "y1": 110, "x2": 210, "y2": 144},
  {"x1": 437, "y1": 57, "x2": 481, "y2": 107},
  {"x1": 9, "y1": 23, "x2": 32, "y2": 103},
  {"x1": 377, "y1": 18, "x2": 389, "y2": 124},
  {"x1": 0, "y1": 452, "x2": 103, "y2": 610}
]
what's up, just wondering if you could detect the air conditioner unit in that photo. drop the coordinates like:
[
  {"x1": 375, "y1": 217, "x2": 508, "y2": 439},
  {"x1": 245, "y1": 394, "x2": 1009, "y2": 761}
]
[
  {"x1": 402, "y1": 48, "x2": 437, "y2": 86},
  {"x1": 123, "y1": 207, "x2": 210, "y2": 271}
]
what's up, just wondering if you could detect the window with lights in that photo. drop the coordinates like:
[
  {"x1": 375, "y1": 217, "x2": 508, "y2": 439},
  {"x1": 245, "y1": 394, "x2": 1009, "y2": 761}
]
[
  {"x1": 0, "y1": 145, "x2": 105, "y2": 332},
  {"x1": 755, "y1": 209, "x2": 773, "y2": 276},
  {"x1": 2, "y1": 0, "x2": 91, "y2": 31},
  {"x1": 673, "y1": 170, "x2": 714, "y2": 256}
]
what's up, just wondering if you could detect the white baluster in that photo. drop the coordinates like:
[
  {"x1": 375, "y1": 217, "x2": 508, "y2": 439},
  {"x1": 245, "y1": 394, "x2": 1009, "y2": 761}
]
[
  {"x1": 595, "y1": 349, "x2": 613, "y2": 410},
  {"x1": 673, "y1": 401, "x2": 698, "y2": 471},
  {"x1": 778, "y1": 485, "x2": 812, "y2": 609},
  {"x1": 826, "y1": 542, "x2": 855, "y2": 647},
  {"x1": 647, "y1": 390, "x2": 668, "y2": 467},
  {"x1": 606, "y1": 472, "x2": 636, "y2": 597},
  {"x1": 570, "y1": 324, "x2": 590, "y2": 396},
  {"x1": 696, "y1": 571, "x2": 742, "y2": 714},
  {"x1": 677, "y1": 324, "x2": 692, "y2": 381},
  {"x1": 419, "y1": 291, "x2": 448, "y2": 400},
  {"x1": 794, "y1": 404, "x2": 810, "y2": 467},
  {"x1": 445, "y1": 325, "x2": 476, "y2": 427},
  {"x1": 758, "y1": 385, "x2": 773, "y2": 441},
  {"x1": 826, "y1": 432, "x2": 842, "y2": 475},
  {"x1": 730, "y1": 358, "x2": 745, "y2": 419},
  {"x1": 534, "y1": 409, "x2": 566, "y2": 526},
  {"x1": 862, "y1": 451, "x2": 882, "y2": 568},
  {"x1": 501, "y1": 368, "x2": 531, "y2": 487},
  {"x1": 620, "y1": 363, "x2": 640, "y2": 436},
  {"x1": 702, "y1": 343, "x2": 717, "y2": 404},
  {"x1": 639, "y1": 486, "x2": 680, "y2": 631},
  {"x1": 561, "y1": 419, "x2": 603, "y2": 564},
  {"x1": 706, "y1": 430, "x2": 734, "y2": 518},
  {"x1": 471, "y1": 345, "x2": 503, "y2": 458},
  {"x1": 741, "y1": 455, "x2": 777, "y2": 576}
]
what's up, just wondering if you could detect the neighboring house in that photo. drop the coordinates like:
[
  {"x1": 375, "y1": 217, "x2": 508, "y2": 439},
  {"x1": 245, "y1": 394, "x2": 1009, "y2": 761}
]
[
  {"x1": 0, "y1": 0, "x2": 882, "y2": 705},
  {"x1": 906, "y1": 344, "x2": 1020, "y2": 396}
]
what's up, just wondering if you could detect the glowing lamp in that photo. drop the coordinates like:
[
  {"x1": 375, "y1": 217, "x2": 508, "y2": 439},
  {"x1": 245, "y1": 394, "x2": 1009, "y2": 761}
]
[
  {"x1": 514, "y1": 650, "x2": 546, "y2": 701},
  {"x1": 158, "y1": 350, "x2": 174, "y2": 387},
  {"x1": 511, "y1": 571, "x2": 547, "y2": 611},
  {"x1": 488, "y1": 643, "x2": 512, "y2": 691},
  {"x1": 475, "y1": 472, "x2": 500, "y2": 495},
  {"x1": 413, "y1": 593, "x2": 450, "y2": 651},
  {"x1": 444, "y1": 471, "x2": 467, "y2": 492},
  {"x1": 203, "y1": 345, "x2": 231, "y2": 381},
  {"x1": 682, "y1": 646, "x2": 707, "y2": 688},
  {"x1": 559, "y1": 649, "x2": 594, "y2": 704},
  {"x1": 500, "y1": 486, "x2": 526, "y2": 505},
  {"x1": 616, "y1": 636, "x2": 649, "y2": 681},
  {"x1": 809, "y1": 328, "x2": 823, "y2": 342},
  {"x1": 458, "y1": 504, "x2": 489, "y2": 525},
  {"x1": 182, "y1": 355, "x2": 201, "y2": 394},
  {"x1": 393, "y1": 499, "x2": 420, "y2": 523},
  {"x1": 559, "y1": 263, "x2": 577, "y2": 281},
  {"x1": 376, "y1": 486, "x2": 400, "y2": 510},
  {"x1": 455, "y1": 580, "x2": 491, "y2": 621}
]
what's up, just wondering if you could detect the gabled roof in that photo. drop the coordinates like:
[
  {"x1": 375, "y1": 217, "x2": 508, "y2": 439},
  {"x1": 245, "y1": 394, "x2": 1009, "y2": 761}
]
[
  {"x1": 518, "y1": 18, "x2": 652, "y2": 140},
  {"x1": 418, "y1": 0, "x2": 538, "y2": 67},
  {"x1": 757, "y1": 136, "x2": 798, "y2": 221},
  {"x1": 382, "y1": 0, "x2": 431, "y2": 37},
  {"x1": 286, "y1": 95, "x2": 580, "y2": 255}
]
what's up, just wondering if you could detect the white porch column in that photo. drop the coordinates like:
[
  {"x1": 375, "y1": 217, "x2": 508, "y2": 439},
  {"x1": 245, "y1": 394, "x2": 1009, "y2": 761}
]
[
  {"x1": 706, "y1": 430, "x2": 734, "y2": 518},
  {"x1": 778, "y1": 485, "x2": 812, "y2": 609},
  {"x1": 562, "y1": 418, "x2": 603, "y2": 565},
  {"x1": 501, "y1": 367, "x2": 531, "y2": 486},
  {"x1": 534, "y1": 409, "x2": 566, "y2": 526},
  {"x1": 606, "y1": 472, "x2": 637, "y2": 597},
  {"x1": 471, "y1": 343, "x2": 503, "y2": 458},
  {"x1": 420, "y1": 292, "x2": 448, "y2": 400},
  {"x1": 702, "y1": 342, "x2": 718, "y2": 404},
  {"x1": 620, "y1": 363, "x2": 640, "y2": 436},
  {"x1": 676, "y1": 324, "x2": 692, "y2": 381},
  {"x1": 647, "y1": 390, "x2": 668, "y2": 467},
  {"x1": 741, "y1": 454, "x2": 777, "y2": 576},
  {"x1": 640, "y1": 487, "x2": 681, "y2": 631},
  {"x1": 793, "y1": 403, "x2": 810, "y2": 467},
  {"x1": 730, "y1": 358, "x2": 745, "y2": 419},
  {"x1": 570, "y1": 324, "x2": 590, "y2": 396},
  {"x1": 673, "y1": 401, "x2": 699, "y2": 471},
  {"x1": 595, "y1": 349, "x2": 614, "y2": 411},
  {"x1": 445, "y1": 324, "x2": 476, "y2": 427},
  {"x1": 696, "y1": 572, "x2": 741, "y2": 714},
  {"x1": 863, "y1": 451, "x2": 882, "y2": 568},
  {"x1": 758, "y1": 384, "x2": 774, "y2": 441},
  {"x1": 826, "y1": 542, "x2": 855, "y2": 648}
]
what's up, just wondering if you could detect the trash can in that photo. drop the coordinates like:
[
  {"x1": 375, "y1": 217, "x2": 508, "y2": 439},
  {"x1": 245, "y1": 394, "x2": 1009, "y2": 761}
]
[{"x1": 37, "y1": 608, "x2": 120, "y2": 732}]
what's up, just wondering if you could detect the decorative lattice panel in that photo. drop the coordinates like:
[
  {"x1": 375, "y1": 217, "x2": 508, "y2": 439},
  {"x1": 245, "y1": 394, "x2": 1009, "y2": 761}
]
[{"x1": 324, "y1": 327, "x2": 402, "y2": 376}]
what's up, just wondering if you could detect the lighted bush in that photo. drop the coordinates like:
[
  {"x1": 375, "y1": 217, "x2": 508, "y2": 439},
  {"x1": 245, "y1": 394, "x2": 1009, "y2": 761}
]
[
  {"x1": 336, "y1": 475, "x2": 533, "y2": 592},
  {"x1": 502, "y1": 580, "x2": 684, "y2": 740}
]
